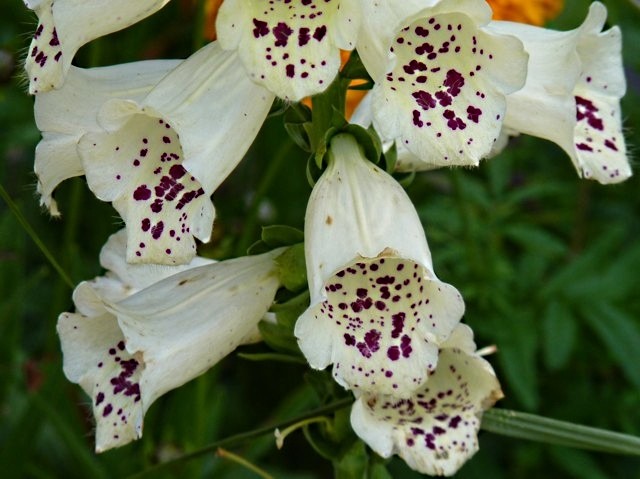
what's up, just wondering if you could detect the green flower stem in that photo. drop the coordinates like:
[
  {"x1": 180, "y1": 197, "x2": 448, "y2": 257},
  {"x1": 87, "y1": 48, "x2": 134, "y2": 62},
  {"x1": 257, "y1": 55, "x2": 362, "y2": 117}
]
[
  {"x1": 275, "y1": 417, "x2": 333, "y2": 449},
  {"x1": 482, "y1": 408, "x2": 640, "y2": 455},
  {"x1": 0, "y1": 183, "x2": 74, "y2": 289},
  {"x1": 127, "y1": 397, "x2": 354, "y2": 478},
  {"x1": 216, "y1": 448, "x2": 274, "y2": 479}
]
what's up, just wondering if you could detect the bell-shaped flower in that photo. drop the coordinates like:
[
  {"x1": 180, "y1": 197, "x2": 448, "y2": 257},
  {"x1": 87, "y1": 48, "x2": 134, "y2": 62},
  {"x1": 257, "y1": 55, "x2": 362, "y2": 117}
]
[
  {"x1": 75, "y1": 42, "x2": 274, "y2": 265},
  {"x1": 359, "y1": 0, "x2": 528, "y2": 168},
  {"x1": 34, "y1": 60, "x2": 180, "y2": 216},
  {"x1": 350, "y1": 323, "x2": 503, "y2": 477},
  {"x1": 295, "y1": 134, "x2": 464, "y2": 398},
  {"x1": 24, "y1": 0, "x2": 171, "y2": 94},
  {"x1": 215, "y1": 0, "x2": 361, "y2": 101},
  {"x1": 58, "y1": 229, "x2": 284, "y2": 452},
  {"x1": 488, "y1": 2, "x2": 630, "y2": 184}
]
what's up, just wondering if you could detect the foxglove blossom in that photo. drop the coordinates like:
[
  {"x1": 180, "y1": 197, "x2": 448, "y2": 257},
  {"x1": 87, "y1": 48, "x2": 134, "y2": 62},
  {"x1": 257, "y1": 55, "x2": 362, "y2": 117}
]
[
  {"x1": 24, "y1": 0, "x2": 171, "y2": 94},
  {"x1": 359, "y1": 0, "x2": 528, "y2": 167},
  {"x1": 34, "y1": 60, "x2": 180, "y2": 216},
  {"x1": 351, "y1": 324, "x2": 502, "y2": 476},
  {"x1": 58, "y1": 230, "x2": 283, "y2": 451},
  {"x1": 216, "y1": 0, "x2": 361, "y2": 101},
  {"x1": 76, "y1": 42, "x2": 274, "y2": 265},
  {"x1": 295, "y1": 134, "x2": 464, "y2": 398},
  {"x1": 489, "y1": 2, "x2": 631, "y2": 183}
]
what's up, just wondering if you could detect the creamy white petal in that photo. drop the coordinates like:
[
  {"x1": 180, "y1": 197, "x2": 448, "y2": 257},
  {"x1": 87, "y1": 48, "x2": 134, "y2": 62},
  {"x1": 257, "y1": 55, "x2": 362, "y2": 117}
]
[
  {"x1": 490, "y1": 2, "x2": 630, "y2": 183},
  {"x1": 351, "y1": 324, "x2": 502, "y2": 476},
  {"x1": 370, "y1": 0, "x2": 527, "y2": 167},
  {"x1": 216, "y1": 0, "x2": 361, "y2": 101},
  {"x1": 34, "y1": 61, "x2": 179, "y2": 215},
  {"x1": 24, "y1": 0, "x2": 171, "y2": 93},
  {"x1": 78, "y1": 42, "x2": 274, "y2": 265},
  {"x1": 295, "y1": 134, "x2": 464, "y2": 397},
  {"x1": 58, "y1": 246, "x2": 282, "y2": 452}
]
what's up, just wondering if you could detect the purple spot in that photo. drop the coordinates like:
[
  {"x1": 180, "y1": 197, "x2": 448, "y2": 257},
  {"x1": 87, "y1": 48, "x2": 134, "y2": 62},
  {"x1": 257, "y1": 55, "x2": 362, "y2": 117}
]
[
  {"x1": 313, "y1": 25, "x2": 327, "y2": 42},
  {"x1": 387, "y1": 346, "x2": 400, "y2": 361},
  {"x1": 286, "y1": 64, "x2": 295, "y2": 78},
  {"x1": 151, "y1": 221, "x2": 164, "y2": 239},
  {"x1": 344, "y1": 334, "x2": 356, "y2": 346},
  {"x1": 253, "y1": 19, "x2": 269, "y2": 38},
  {"x1": 273, "y1": 22, "x2": 293, "y2": 47},
  {"x1": 95, "y1": 392, "x2": 105, "y2": 406},
  {"x1": 298, "y1": 27, "x2": 310, "y2": 46},
  {"x1": 103, "y1": 404, "x2": 113, "y2": 417},
  {"x1": 133, "y1": 185, "x2": 151, "y2": 201}
]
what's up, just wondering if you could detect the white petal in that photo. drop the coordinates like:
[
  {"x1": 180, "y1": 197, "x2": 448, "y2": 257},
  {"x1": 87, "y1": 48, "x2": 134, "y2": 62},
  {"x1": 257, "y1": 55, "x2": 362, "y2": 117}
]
[
  {"x1": 492, "y1": 2, "x2": 630, "y2": 183},
  {"x1": 303, "y1": 134, "x2": 433, "y2": 301},
  {"x1": 78, "y1": 42, "x2": 274, "y2": 264},
  {"x1": 295, "y1": 134, "x2": 464, "y2": 397},
  {"x1": 111, "y1": 249, "x2": 283, "y2": 408},
  {"x1": 358, "y1": 0, "x2": 490, "y2": 82},
  {"x1": 351, "y1": 324, "x2": 502, "y2": 476},
  {"x1": 34, "y1": 61, "x2": 179, "y2": 215},
  {"x1": 216, "y1": 0, "x2": 361, "y2": 101},
  {"x1": 58, "y1": 247, "x2": 282, "y2": 452},
  {"x1": 24, "y1": 0, "x2": 171, "y2": 93},
  {"x1": 371, "y1": 0, "x2": 527, "y2": 167},
  {"x1": 58, "y1": 284, "x2": 145, "y2": 452},
  {"x1": 92, "y1": 229, "x2": 214, "y2": 302},
  {"x1": 295, "y1": 253, "x2": 464, "y2": 398}
]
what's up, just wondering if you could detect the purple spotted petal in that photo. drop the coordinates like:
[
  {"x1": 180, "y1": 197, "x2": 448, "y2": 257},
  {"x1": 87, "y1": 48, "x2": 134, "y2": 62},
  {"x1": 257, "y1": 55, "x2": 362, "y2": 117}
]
[
  {"x1": 372, "y1": 11, "x2": 526, "y2": 166},
  {"x1": 58, "y1": 247, "x2": 283, "y2": 452},
  {"x1": 58, "y1": 285, "x2": 144, "y2": 452},
  {"x1": 296, "y1": 254, "x2": 464, "y2": 398},
  {"x1": 24, "y1": 0, "x2": 171, "y2": 94},
  {"x1": 493, "y1": 3, "x2": 630, "y2": 184},
  {"x1": 351, "y1": 324, "x2": 503, "y2": 476},
  {"x1": 80, "y1": 112, "x2": 213, "y2": 265},
  {"x1": 216, "y1": 0, "x2": 360, "y2": 101}
]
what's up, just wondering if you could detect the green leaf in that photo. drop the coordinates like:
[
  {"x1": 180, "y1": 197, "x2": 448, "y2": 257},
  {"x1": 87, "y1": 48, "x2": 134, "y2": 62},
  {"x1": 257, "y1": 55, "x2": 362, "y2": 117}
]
[
  {"x1": 580, "y1": 303, "x2": 640, "y2": 390},
  {"x1": 550, "y1": 447, "x2": 610, "y2": 479},
  {"x1": 542, "y1": 301, "x2": 577, "y2": 370},
  {"x1": 258, "y1": 321, "x2": 300, "y2": 355},
  {"x1": 482, "y1": 408, "x2": 640, "y2": 455},
  {"x1": 494, "y1": 311, "x2": 539, "y2": 410}
]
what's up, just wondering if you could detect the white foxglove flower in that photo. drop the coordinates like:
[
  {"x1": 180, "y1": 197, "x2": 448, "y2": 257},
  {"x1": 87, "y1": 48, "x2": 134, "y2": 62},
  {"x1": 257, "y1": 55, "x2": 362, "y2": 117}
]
[
  {"x1": 24, "y1": 0, "x2": 171, "y2": 94},
  {"x1": 58, "y1": 230, "x2": 283, "y2": 452},
  {"x1": 351, "y1": 323, "x2": 502, "y2": 477},
  {"x1": 489, "y1": 2, "x2": 630, "y2": 184},
  {"x1": 34, "y1": 60, "x2": 180, "y2": 216},
  {"x1": 216, "y1": 0, "x2": 361, "y2": 101},
  {"x1": 76, "y1": 42, "x2": 274, "y2": 265},
  {"x1": 360, "y1": 0, "x2": 528, "y2": 168},
  {"x1": 295, "y1": 134, "x2": 464, "y2": 398}
]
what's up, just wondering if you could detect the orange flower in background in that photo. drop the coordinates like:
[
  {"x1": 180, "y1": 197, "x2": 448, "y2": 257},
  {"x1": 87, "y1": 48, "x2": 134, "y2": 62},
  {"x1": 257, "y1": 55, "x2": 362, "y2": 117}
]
[
  {"x1": 487, "y1": 0, "x2": 564, "y2": 25},
  {"x1": 203, "y1": 0, "x2": 223, "y2": 41}
]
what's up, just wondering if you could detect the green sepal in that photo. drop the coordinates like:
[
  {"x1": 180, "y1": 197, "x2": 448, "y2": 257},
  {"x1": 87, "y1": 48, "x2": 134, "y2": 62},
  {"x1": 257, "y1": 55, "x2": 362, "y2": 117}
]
[
  {"x1": 261, "y1": 225, "x2": 304, "y2": 247},
  {"x1": 341, "y1": 124, "x2": 382, "y2": 165},
  {"x1": 380, "y1": 141, "x2": 398, "y2": 174},
  {"x1": 394, "y1": 170, "x2": 416, "y2": 188},
  {"x1": 258, "y1": 320, "x2": 301, "y2": 356},
  {"x1": 333, "y1": 440, "x2": 368, "y2": 479},
  {"x1": 275, "y1": 243, "x2": 307, "y2": 292},
  {"x1": 284, "y1": 103, "x2": 313, "y2": 152},
  {"x1": 259, "y1": 289, "x2": 309, "y2": 355}
]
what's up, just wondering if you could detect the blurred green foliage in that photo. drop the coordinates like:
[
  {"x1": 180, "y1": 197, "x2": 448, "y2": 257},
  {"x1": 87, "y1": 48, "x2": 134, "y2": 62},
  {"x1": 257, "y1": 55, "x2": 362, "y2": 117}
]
[{"x1": 1, "y1": 0, "x2": 640, "y2": 477}]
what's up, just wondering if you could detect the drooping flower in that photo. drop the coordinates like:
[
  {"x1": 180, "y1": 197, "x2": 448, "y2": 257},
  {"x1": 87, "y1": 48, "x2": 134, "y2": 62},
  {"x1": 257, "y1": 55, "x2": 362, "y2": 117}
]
[
  {"x1": 350, "y1": 323, "x2": 502, "y2": 477},
  {"x1": 295, "y1": 134, "x2": 464, "y2": 398},
  {"x1": 216, "y1": 0, "x2": 361, "y2": 101},
  {"x1": 24, "y1": 0, "x2": 171, "y2": 94},
  {"x1": 488, "y1": 2, "x2": 630, "y2": 183},
  {"x1": 58, "y1": 229, "x2": 283, "y2": 452},
  {"x1": 34, "y1": 60, "x2": 180, "y2": 216},
  {"x1": 357, "y1": 0, "x2": 528, "y2": 167},
  {"x1": 72, "y1": 42, "x2": 274, "y2": 265}
]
